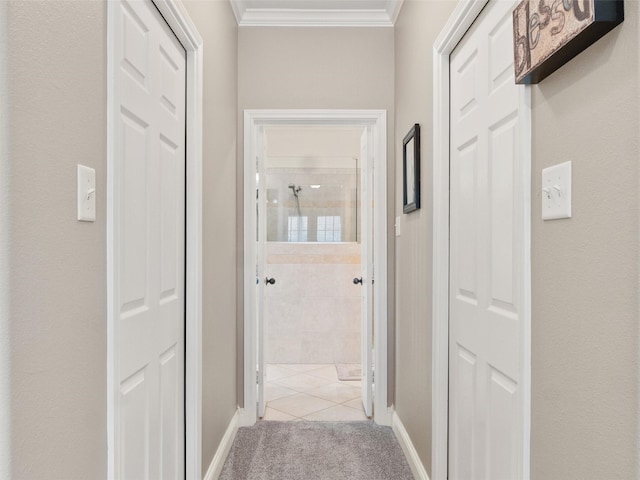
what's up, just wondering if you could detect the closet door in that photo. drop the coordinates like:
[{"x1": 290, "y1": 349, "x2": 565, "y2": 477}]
[{"x1": 113, "y1": 1, "x2": 186, "y2": 477}]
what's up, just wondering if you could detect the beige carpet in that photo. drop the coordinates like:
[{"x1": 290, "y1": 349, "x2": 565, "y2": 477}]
[{"x1": 219, "y1": 421, "x2": 414, "y2": 480}]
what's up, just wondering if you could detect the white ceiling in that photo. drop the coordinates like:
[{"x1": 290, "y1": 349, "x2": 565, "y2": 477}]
[{"x1": 229, "y1": 0, "x2": 404, "y2": 27}]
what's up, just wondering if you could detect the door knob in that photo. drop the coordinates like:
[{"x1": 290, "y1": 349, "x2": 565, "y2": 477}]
[
  {"x1": 265, "y1": 277, "x2": 276, "y2": 285},
  {"x1": 353, "y1": 277, "x2": 363, "y2": 285}
]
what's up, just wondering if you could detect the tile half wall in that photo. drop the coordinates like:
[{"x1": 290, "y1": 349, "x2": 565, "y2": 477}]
[{"x1": 265, "y1": 242, "x2": 361, "y2": 364}]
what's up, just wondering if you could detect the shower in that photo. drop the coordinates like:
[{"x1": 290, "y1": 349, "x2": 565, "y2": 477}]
[{"x1": 288, "y1": 184, "x2": 302, "y2": 216}]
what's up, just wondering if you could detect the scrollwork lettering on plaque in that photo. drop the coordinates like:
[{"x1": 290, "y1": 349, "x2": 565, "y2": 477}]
[{"x1": 512, "y1": 0, "x2": 624, "y2": 84}]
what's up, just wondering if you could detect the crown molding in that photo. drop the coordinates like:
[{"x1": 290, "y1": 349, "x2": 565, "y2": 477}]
[{"x1": 230, "y1": 0, "x2": 403, "y2": 27}]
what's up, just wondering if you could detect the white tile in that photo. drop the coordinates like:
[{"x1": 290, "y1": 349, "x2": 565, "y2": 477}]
[
  {"x1": 341, "y1": 397, "x2": 364, "y2": 411},
  {"x1": 265, "y1": 383, "x2": 298, "y2": 402},
  {"x1": 333, "y1": 334, "x2": 360, "y2": 364},
  {"x1": 281, "y1": 364, "x2": 328, "y2": 373},
  {"x1": 339, "y1": 380, "x2": 362, "y2": 388},
  {"x1": 302, "y1": 404, "x2": 369, "y2": 421},
  {"x1": 265, "y1": 364, "x2": 296, "y2": 381},
  {"x1": 262, "y1": 407, "x2": 297, "y2": 421},
  {"x1": 272, "y1": 373, "x2": 334, "y2": 392},
  {"x1": 301, "y1": 297, "x2": 336, "y2": 333},
  {"x1": 306, "y1": 382, "x2": 361, "y2": 404},
  {"x1": 267, "y1": 393, "x2": 336, "y2": 418},
  {"x1": 306, "y1": 364, "x2": 339, "y2": 381},
  {"x1": 267, "y1": 334, "x2": 302, "y2": 364},
  {"x1": 300, "y1": 332, "x2": 335, "y2": 363},
  {"x1": 332, "y1": 297, "x2": 361, "y2": 332}
]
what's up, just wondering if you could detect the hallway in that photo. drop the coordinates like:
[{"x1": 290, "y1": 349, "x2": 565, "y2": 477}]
[{"x1": 2, "y1": 0, "x2": 639, "y2": 479}]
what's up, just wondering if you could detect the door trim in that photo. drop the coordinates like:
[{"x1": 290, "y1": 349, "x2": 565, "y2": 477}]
[
  {"x1": 241, "y1": 109, "x2": 390, "y2": 426},
  {"x1": 106, "y1": 2, "x2": 204, "y2": 479},
  {"x1": 431, "y1": 2, "x2": 532, "y2": 479}
]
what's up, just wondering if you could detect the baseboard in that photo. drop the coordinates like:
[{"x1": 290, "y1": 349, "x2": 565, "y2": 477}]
[
  {"x1": 392, "y1": 410, "x2": 430, "y2": 480},
  {"x1": 203, "y1": 409, "x2": 240, "y2": 480}
]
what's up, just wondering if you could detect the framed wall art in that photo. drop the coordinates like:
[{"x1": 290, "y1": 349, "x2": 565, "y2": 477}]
[
  {"x1": 403, "y1": 124, "x2": 420, "y2": 214},
  {"x1": 513, "y1": 0, "x2": 624, "y2": 84}
]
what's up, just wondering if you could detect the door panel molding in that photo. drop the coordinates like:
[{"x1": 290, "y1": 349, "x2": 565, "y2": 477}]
[
  {"x1": 432, "y1": 2, "x2": 531, "y2": 479},
  {"x1": 242, "y1": 109, "x2": 389, "y2": 427},
  {"x1": 107, "y1": 1, "x2": 203, "y2": 478}
]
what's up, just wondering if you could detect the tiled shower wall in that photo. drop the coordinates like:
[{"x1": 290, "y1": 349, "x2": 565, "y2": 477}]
[
  {"x1": 265, "y1": 242, "x2": 361, "y2": 364},
  {"x1": 266, "y1": 166, "x2": 360, "y2": 243}
]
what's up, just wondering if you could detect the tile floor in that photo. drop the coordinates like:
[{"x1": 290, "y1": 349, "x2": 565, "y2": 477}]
[{"x1": 263, "y1": 364, "x2": 369, "y2": 421}]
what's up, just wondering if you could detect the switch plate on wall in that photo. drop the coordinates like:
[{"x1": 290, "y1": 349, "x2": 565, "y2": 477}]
[
  {"x1": 541, "y1": 161, "x2": 571, "y2": 220},
  {"x1": 77, "y1": 165, "x2": 96, "y2": 222},
  {"x1": 395, "y1": 216, "x2": 401, "y2": 236}
]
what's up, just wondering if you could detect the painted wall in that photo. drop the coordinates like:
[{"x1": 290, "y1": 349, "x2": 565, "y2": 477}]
[
  {"x1": 5, "y1": 1, "x2": 107, "y2": 477},
  {"x1": 0, "y1": 2, "x2": 11, "y2": 478},
  {"x1": 395, "y1": 0, "x2": 640, "y2": 478},
  {"x1": 393, "y1": 1, "x2": 456, "y2": 474},
  {"x1": 3, "y1": 1, "x2": 239, "y2": 478},
  {"x1": 237, "y1": 26, "x2": 396, "y2": 406},
  {"x1": 181, "y1": 0, "x2": 239, "y2": 474},
  {"x1": 530, "y1": 2, "x2": 640, "y2": 478}
]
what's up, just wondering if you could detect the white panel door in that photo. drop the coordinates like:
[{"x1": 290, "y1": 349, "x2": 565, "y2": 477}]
[
  {"x1": 360, "y1": 127, "x2": 373, "y2": 417},
  {"x1": 449, "y1": 1, "x2": 526, "y2": 479},
  {"x1": 114, "y1": 0, "x2": 186, "y2": 478}
]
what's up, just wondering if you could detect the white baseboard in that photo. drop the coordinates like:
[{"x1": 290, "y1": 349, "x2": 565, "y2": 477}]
[
  {"x1": 392, "y1": 410, "x2": 430, "y2": 480},
  {"x1": 203, "y1": 409, "x2": 240, "y2": 480}
]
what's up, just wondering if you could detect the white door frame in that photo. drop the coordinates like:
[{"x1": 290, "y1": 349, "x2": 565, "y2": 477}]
[
  {"x1": 431, "y1": 2, "x2": 532, "y2": 479},
  {"x1": 106, "y1": 1, "x2": 204, "y2": 479},
  {"x1": 241, "y1": 109, "x2": 390, "y2": 426}
]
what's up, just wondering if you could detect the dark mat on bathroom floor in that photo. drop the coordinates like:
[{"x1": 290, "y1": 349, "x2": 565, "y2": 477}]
[
  {"x1": 219, "y1": 421, "x2": 414, "y2": 480},
  {"x1": 336, "y1": 363, "x2": 361, "y2": 381}
]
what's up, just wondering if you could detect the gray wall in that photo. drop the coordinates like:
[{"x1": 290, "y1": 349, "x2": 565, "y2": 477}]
[
  {"x1": 393, "y1": 1, "x2": 456, "y2": 474},
  {"x1": 182, "y1": 0, "x2": 239, "y2": 474},
  {"x1": 394, "y1": 1, "x2": 640, "y2": 478},
  {"x1": 237, "y1": 26, "x2": 396, "y2": 406},
  {"x1": 0, "y1": 2, "x2": 11, "y2": 478},
  {"x1": 530, "y1": 2, "x2": 639, "y2": 478},
  {"x1": 4, "y1": 1, "x2": 239, "y2": 478},
  {"x1": 6, "y1": 1, "x2": 107, "y2": 478}
]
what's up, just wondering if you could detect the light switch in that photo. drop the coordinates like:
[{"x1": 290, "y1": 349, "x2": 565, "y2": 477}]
[
  {"x1": 541, "y1": 161, "x2": 571, "y2": 220},
  {"x1": 77, "y1": 165, "x2": 96, "y2": 222},
  {"x1": 395, "y1": 216, "x2": 401, "y2": 236}
]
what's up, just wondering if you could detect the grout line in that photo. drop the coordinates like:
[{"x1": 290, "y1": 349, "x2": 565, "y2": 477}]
[
  {"x1": 266, "y1": 366, "x2": 366, "y2": 419},
  {"x1": 263, "y1": 405, "x2": 301, "y2": 420}
]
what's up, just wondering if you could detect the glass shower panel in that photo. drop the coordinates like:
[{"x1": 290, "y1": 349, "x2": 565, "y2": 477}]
[{"x1": 266, "y1": 160, "x2": 360, "y2": 243}]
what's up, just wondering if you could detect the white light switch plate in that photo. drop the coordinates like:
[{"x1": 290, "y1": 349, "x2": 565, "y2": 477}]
[
  {"x1": 542, "y1": 161, "x2": 571, "y2": 220},
  {"x1": 395, "y1": 216, "x2": 401, "y2": 236},
  {"x1": 77, "y1": 165, "x2": 96, "y2": 222}
]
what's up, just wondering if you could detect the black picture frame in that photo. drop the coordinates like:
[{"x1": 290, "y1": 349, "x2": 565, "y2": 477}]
[
  {"x1": 403, "y1": 124, "x2": 420, "y2": 214},
  {"x1": 513, "y1": 0, "x2": 624, "y2": 84}
]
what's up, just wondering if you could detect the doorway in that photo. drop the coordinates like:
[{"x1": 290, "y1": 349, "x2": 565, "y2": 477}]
[
  {"x1": 261, "y1": 126, "x2": 368, "y2": 421},
  {"x1": 242, "y1": 110, "x2": 389, "y2": 427}
]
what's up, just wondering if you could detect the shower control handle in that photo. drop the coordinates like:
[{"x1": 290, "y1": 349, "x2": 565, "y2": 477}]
[
  {"x1": 353, "y1": 277, "x2": 363, "y2": 285},
  {"x1": 265, "y1": 277, "x2": 276, "y2": 285}
]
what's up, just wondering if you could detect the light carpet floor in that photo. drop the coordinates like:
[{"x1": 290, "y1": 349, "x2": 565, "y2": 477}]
[{"x1": 219, "y1": 421, "x2": 414, "y2": 480}]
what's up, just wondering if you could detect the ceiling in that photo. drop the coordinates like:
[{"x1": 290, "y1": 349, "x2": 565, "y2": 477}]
[{"x1": 229, "y1": 0, "x2": 404, "y2": 27}]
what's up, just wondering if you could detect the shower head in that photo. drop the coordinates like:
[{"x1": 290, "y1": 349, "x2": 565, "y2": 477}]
[{"x1": 288, "y1": 184, "x2": 302, "y2": 197}]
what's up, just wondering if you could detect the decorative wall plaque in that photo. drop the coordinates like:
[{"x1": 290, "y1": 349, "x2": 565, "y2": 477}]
[{"x1": 513, "y1": 0, "x2": 624, "y2": 84}]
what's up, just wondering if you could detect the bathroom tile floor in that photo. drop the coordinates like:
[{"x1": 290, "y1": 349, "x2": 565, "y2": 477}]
[{"x1": 262, "y1": 364, "x2": 369, "y2": 421}]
